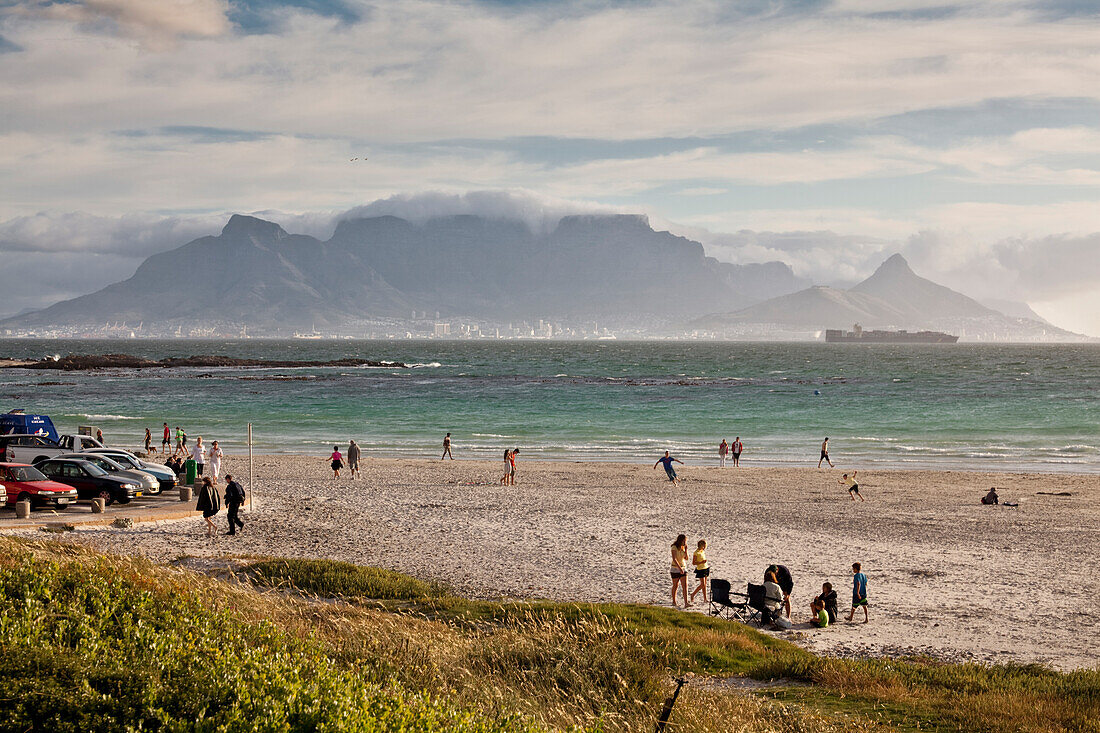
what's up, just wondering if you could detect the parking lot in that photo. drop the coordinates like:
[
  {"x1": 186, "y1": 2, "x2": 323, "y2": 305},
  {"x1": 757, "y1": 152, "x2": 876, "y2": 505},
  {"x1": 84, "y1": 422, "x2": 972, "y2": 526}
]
[{"x1": 0, "y1": 487, "x2": 198, "y2": 530}]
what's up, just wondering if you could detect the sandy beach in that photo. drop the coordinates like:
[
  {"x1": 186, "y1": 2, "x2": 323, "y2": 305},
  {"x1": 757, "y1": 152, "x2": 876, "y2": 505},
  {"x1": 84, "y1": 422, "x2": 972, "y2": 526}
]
[{"x1": 30, "y1": 455, "x2": 1100, "y2": 671}]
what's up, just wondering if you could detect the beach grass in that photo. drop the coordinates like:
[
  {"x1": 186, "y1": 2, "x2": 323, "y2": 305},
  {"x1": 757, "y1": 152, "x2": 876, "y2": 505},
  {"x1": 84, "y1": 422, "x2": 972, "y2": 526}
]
[{"x1": 1, "y1": 538, "x2": 1096, "y2": 732}]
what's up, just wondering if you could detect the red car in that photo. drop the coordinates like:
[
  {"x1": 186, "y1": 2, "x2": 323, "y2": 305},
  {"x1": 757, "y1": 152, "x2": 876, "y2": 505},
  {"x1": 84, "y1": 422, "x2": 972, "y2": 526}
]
[{"x1": 0, "y1": 462, "x2": 79, "y2": 509}]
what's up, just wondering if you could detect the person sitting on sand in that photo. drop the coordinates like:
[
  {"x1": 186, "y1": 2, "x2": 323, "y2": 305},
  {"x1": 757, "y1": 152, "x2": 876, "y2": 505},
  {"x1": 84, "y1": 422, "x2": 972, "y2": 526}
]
[
  {"x1": 763, "y1": 570, "x2": 791, "y2": 629},
  {"x1": 982, "y1": 487, "x2": 999, "y2": 505},
  {"x1": 840, "y1": 471, "x2": 864, "y2": 501},
  {"x1": 654, "y1": 451, "x2": 683, "y2": 483},
  {"x1": 670, "y1": 534, "x2": 690, "y2": 608},
  {"x1": 847, "y1": 562, "x2": 869, "y2": 623},
  {"x1": 810, "y1": 598, "x2": 830, "y2": 628},
  {"x1": 813, "y1": 582, "x2": 838, "y2": 624},
  {"x1": 689, "y1": 539, "x2": 709, "y2": 603},
  {"x1": 330, "y1": 446, "x2": 343, "y2": 479}
]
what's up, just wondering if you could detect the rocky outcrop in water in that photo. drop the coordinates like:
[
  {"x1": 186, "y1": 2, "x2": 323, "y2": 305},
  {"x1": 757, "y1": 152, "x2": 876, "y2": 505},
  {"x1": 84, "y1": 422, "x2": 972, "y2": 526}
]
[{"x1": 13, "y1": 354, "x2": 406, "y2": 370}]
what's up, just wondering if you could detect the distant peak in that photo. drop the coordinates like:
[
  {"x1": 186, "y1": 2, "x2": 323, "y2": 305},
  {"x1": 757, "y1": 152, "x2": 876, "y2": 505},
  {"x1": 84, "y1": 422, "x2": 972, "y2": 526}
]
[
  {"x1": 221, "y1": 214, "x2": 288, "y2": 240},
  {"x1": 874, "y1": 253, "x2": 912, "y2": 275}
]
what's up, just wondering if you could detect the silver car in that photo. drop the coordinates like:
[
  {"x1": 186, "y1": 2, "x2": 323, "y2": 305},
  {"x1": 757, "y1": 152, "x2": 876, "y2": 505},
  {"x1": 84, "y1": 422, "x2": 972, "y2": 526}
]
[
  {"x1": 86, "y1": 449, "x2": 177, "y2": 490},
  {"x1": 53, "y1": 453, "x2": 161, "y2": 495}
]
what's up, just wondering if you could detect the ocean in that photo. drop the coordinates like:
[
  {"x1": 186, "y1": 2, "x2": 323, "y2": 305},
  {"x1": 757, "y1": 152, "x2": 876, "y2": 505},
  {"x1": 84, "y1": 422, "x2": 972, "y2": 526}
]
[{"x1": 0, "y1": 339, "x2": 1096, "y2": 473}]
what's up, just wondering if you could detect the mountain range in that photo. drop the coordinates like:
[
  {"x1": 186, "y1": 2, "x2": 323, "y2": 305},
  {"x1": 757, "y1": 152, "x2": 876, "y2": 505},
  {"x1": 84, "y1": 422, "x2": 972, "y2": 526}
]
[
  {"x1": 1, "y1": 213, "x2": 805, "y2": 333},
  {"x1": 1, "y1": 213, "x2": 1088, "y2": 341}
]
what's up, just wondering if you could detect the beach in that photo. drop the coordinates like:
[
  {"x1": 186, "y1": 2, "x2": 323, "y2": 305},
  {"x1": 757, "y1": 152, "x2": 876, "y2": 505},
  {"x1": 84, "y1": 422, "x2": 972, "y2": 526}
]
[{"x1": 34, "y1": 455, "x2": 1100, "y2": 671}]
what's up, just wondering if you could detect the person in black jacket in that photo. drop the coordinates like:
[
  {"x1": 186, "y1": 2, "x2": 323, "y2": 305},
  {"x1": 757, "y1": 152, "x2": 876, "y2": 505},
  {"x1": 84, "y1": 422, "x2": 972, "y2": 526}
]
[
  {"x1": 196, "y1": 477, "x2": 220, "y2": 537},
  {"x1": 813, "y1": 582, "x2": 839, "y2": 624},
  {"x1": 224, "y1": 474, "x2": 245, "y2": 535}
]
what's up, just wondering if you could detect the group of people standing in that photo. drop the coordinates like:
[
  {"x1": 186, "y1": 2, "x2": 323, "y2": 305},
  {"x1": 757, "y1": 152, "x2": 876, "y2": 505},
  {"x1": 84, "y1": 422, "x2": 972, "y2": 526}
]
[
  {"x1": 672, "y1": 535, "x2": 871, "y2": 629},
  {"x1": 717, "y1": 438, "x2": 744, "y2": 467}
]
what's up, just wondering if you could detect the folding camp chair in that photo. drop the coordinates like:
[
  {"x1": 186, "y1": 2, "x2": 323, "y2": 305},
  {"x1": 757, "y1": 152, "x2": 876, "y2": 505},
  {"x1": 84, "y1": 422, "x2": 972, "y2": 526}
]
[
  {"x1": 745, "y1": 582, "x2": 769, "y2": 626},
  {"x1": 709, "y1": 579, "x2": 751, "y2": 621}
]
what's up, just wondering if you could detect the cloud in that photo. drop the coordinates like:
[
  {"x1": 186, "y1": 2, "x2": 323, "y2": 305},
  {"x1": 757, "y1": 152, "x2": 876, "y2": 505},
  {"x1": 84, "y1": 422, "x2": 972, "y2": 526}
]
[{"x1": 16, "y1": 0, "x2": 230, "y2": 46}]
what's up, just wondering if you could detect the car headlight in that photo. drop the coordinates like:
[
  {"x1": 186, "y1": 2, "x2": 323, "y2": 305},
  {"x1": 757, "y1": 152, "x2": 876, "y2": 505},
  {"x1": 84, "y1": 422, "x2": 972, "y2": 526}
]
[{"x1": 119, "y1": 483, "x2": 137, "y2": 489}]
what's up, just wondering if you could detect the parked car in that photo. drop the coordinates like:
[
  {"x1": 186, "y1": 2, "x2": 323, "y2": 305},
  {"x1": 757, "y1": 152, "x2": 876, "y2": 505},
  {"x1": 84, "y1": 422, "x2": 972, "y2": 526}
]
[
  {"x1": 51, "y1": 453, "x2": 160, "y2": 495},
  {"x1": 0, "y1": 433, "x2": 106, "y2": 464},
  {"x1": 85, "y1": 449, "x2": 176, "y2": 490},
  {"x1": 0, "y1": 462, "x2": 78, "y2": 509},
  {"x1": 34, "y1": 458, "x2": 142, "y2": 505}
]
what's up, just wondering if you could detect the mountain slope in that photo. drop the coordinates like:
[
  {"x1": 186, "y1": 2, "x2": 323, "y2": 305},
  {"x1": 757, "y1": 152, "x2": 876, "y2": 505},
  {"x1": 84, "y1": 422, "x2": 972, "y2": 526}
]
[
  {"x1": 2, "y1": 213, "x2": 807, "y2": 333},
  {"x1": 691, "y1": 253, "x2": 1089, "y2": 341}
]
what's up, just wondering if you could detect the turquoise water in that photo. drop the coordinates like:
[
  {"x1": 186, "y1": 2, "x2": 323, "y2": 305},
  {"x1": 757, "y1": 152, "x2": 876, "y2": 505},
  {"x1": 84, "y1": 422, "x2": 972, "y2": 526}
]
[{"x1": 0, "y1": 339, "x2": 1096, "y2": 472}]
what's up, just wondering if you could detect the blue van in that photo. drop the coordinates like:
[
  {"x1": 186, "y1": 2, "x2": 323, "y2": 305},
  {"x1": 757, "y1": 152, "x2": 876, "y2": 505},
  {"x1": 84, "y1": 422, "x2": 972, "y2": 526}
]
[{"x1": 0, "y1": 411, "x2": 60, "y2": 442}]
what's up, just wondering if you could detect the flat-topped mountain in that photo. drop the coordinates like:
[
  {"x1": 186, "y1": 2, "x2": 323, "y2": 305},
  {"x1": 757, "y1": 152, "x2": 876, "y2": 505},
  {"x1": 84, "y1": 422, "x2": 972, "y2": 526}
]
[
  {"x1": 2, "y1": 213, "x2": 806, "y2": 334},
  {"x1": 692, "y1": 254, "x2": 1087, "y2": 341}
]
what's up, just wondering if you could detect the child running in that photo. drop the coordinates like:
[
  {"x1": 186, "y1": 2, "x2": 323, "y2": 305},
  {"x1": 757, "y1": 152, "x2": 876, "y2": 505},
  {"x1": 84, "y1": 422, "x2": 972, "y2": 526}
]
[
  {"x1": 847, "y1": 562, "x2": 869, "y2": 623},
  {"x1": 840, "y1": 471, "x2": 864, "y2": 501},
  {"x1": 690, "y1": 539, "x2": 709, "y2": 603}
]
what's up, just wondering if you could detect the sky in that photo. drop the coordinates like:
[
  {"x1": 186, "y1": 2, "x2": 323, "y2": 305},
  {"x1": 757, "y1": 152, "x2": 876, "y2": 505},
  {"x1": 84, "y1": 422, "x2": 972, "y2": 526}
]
[{"x1": 1, "y1": 0, "x2": 1099, "y2": 334}]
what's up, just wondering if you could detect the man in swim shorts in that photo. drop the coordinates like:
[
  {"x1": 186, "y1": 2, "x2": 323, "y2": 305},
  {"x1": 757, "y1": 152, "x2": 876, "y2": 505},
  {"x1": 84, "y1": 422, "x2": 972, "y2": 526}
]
[
  {"x1": 442, "y1": 432, "x2": 453, "y2": 460},
  {"x1": 839, "y1": 471, "x2": 863, "y2": 501},
  {"x1": 818, "y1": 437, "x2": 834, "y2": 468},
  {"x1": 732, "y1": 437, "x2": 743, "y2": 467},
  {"x1": 654, "y1": 451, "x2": 683, "y2": 483}
]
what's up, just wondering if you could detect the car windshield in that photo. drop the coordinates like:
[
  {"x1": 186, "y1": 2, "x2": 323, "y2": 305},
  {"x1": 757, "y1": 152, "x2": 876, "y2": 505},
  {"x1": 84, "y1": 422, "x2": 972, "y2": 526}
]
[
  {"x1": 12, "y1": 466, "x2": 48, "y2": 481},
  {"x1": 81, "y1": 462, "x2": 109, "y2": 477},
  {"x1": 83, "y1": 457, "x2": 116, "y2": 471},
  {"x1": 107, "y1": 454, "x2": 138, "y2": 468}
]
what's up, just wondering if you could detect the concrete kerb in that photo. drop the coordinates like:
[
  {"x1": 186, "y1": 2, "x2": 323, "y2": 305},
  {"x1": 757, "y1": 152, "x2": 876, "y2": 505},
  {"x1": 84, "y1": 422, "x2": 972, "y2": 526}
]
[{"x1": 0, "y1": 505, "x2": 200, "y2": 532}]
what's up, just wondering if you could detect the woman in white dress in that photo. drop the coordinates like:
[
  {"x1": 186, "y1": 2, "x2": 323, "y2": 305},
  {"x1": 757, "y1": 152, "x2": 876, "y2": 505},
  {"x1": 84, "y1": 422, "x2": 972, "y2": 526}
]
[
  {"x1": 192, "y1": 436, "x2": 206, "y2": 478},
  {"x1": 208, "y1": 440, "x2": 223, "y2": 484}
]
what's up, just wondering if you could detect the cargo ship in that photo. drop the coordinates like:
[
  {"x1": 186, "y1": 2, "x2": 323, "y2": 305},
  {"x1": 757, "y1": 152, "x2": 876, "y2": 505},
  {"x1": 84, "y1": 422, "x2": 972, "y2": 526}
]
[{"x1": 825, "y1": 324, "x2": 958, "y2": 343}]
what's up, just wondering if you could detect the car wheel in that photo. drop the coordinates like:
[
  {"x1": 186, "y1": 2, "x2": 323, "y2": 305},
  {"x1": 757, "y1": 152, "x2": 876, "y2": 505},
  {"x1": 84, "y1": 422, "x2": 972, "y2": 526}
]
[
  {"x1": 17, "y1": 492, "x2": 31, "y2": 504},
  {"x1": 97, "y1": 489, "x2": 115, "y2": 506}
]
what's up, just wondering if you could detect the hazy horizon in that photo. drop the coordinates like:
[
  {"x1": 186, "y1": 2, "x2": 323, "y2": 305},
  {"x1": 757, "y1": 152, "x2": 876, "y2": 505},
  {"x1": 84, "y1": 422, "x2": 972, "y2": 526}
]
[{"x1": 2, "y1": 1, "x2": 1099, "y2": 335}]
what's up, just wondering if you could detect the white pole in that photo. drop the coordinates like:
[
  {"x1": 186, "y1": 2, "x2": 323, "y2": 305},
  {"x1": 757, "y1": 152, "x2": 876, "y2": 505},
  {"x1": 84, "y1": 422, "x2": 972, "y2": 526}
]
[{"x1": 248, "y1": 422, "x2": 253, "y2": 513}]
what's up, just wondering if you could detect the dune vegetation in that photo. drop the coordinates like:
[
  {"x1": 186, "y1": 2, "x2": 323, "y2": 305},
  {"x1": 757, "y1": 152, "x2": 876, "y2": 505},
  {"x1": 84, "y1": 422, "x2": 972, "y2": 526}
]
[{"x1": 0, "y1": 540, "x2": 1096, "y2": 732}]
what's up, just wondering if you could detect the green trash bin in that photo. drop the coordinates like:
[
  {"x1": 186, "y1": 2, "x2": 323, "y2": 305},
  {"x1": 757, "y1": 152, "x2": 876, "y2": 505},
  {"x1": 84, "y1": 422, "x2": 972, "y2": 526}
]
[{"x1": 184, "y1": 458, "x2": 197, "y2": 485}]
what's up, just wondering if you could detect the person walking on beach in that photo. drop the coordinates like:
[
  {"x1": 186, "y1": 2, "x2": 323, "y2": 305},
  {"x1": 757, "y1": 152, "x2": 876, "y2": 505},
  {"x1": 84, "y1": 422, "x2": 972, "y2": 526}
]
[
  {"x1": 505, "y1": 448, "x2": 519, "y2": 485},
  {"x1": 196, "y1": 477, "x2": 220, "y2": 538},
  {"x1": 732, "y1": 437, "x2": 743, "y2": 467},
  {"x1": 847, "y1": 562, "x2": 869, "y2": 623},
  {"x1": 818, "y1": 437, "x2": 835, "y2": 468},
  {"x1": 144, "y1": 428, "x2": 152, "y2": 454},
  {"x1": 690, "y1": 539, "x2": 709, "y2": 603},
  {"x1": 654, "y1": 451, "x2": 683, "y2": 483},
  {"x1": 670, "y1": 534, "x2": 690, "y2": 608},
  {"x1": 208, "y1": 440, "x2": 223, "y2": 484},
  {"x1": 224, "y1": 474, "x2": 245, "y2": 535},
  {"x1": 162, "y1": 423, "x2": 171, "y2": 453},
  {"x1": 347, "y1": 440, "x2": 361, "y2": 479},
  {"x1": 500, "y1": 449, "x2": 511, "y2": 485},
  {"x1": 442, "y1": 433, "x2": 453, "y2": 460},
  {"x1": 839, "y1": 471, "x2": 863, "y2": 501},
  {"x1": 719, "y1": 439, "x2": 728, "y2": 467},
  {"x1": 330, "y1": 446, "x2": 343, "y2": 479},
  {"x1": 192, "y1": 436, "x2": 205, "y2": 477},
  {"x1": 175, "y1": 427, "x2": 185, "y2": 456}
]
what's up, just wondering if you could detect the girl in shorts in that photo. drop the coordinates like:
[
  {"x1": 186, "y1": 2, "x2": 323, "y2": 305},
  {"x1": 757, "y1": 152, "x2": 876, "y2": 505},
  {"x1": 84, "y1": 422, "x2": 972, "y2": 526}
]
[
  {"x1": 690, "y1": 539, "x2": 710, "y2": 603},
  {"x1": 670, "y1": 534, "x2": 690, "y2": 608},
  {"x1": 330, "y1": 446, "x2": 343, "y2": 479}
]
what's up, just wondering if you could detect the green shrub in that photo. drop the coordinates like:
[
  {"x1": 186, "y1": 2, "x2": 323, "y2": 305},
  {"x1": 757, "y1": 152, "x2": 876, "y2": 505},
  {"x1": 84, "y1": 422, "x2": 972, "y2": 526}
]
[{"x1": 0, "y1": 551, "x2": 529, "y2": 733}]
